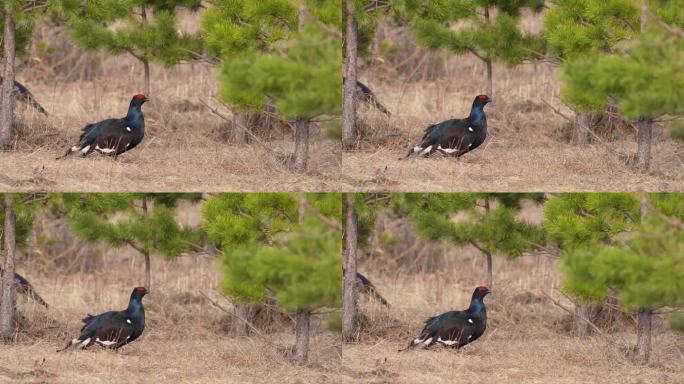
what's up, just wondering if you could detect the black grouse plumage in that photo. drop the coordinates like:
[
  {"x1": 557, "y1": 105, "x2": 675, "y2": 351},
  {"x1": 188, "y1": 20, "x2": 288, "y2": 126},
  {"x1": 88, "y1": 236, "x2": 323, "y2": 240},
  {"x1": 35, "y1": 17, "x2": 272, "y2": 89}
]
[
  {"x1": 0, "y1": 267, "x2": 48, "y2": 307},
  {"x1": 60, "y1": 287, "x2": 148, "y2": 351},
  {"x1": 60, "y1": 94, "x2": 148, "y2": 159},
  {"x1": 356, "y1": 272, "x2": 390, "y2": 307},
  {"x1": 0, "y1": 77, "x2": 48, "y2": 115},
  {"x1": 407, "y1": 286, "x2": 489, "y2": 350},
  {"x1": 343, "y1": 78, "x2": 391, "y2": 116},
  {"x1": 404, "y1": 95, "x2": 491, "y2": 159}
]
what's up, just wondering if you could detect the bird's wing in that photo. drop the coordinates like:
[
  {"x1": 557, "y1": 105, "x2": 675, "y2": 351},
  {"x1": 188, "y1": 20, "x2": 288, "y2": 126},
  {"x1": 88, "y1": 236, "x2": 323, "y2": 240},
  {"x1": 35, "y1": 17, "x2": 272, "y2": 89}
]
[
  {"x1": 89, "y1": 311, "x2": 135, "y2": 346},
  {"x1": 437, "y1": 121, "x2": 479, "y2": 151},
  {"x1": 79, "y1": 311, "x2": 116, "y2": 334},
  {"x1": 421, "y1": 119, "x2": 463, "y2": 144},
  {"x1": 439, "y1": 311, "x2": 479, "y2": 343},
  {"x1": 93, "y1": 119, "x2": 135, "y2": 151}
]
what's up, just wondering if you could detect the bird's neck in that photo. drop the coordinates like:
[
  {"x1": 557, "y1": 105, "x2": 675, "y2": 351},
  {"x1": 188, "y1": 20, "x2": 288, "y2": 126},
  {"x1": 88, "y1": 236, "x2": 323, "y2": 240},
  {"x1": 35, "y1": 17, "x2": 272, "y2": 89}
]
[
  {"x1": 127, "y1": 298, "x2": 144, "y2": 315},
  {"x1": 468, "y1": 106, "x2": 485, "y2": 125},
  {"x1": 126, "y1": 107, "x2": 144, "y2": 126},
  {"x1": 468, "y1": 298, "x2": 485, "y2": 314}
]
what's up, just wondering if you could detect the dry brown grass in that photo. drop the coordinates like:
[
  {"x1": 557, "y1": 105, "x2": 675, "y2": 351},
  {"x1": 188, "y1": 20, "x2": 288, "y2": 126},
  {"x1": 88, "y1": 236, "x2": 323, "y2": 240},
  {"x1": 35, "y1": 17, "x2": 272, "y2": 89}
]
[
  {"x1": 345, "y1": 248, "x2": 684, "y2": 383},
  {"x1": 0, "y1": 28, "x2": 343, "y2": 192},
  {"x1": 3, "y1": 250, "x2": 345, "y2": 384},
  {"x1": 342, "y1": 54, "x2": 684, "y2": 192}
]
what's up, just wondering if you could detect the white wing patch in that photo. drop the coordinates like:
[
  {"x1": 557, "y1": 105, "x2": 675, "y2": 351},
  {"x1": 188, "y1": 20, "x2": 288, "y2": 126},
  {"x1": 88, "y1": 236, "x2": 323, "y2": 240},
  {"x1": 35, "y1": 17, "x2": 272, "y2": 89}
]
[
  {"x1": 95, "y1": 145, "x2": 116, "y2": 154},
  {"x1": 438, "y1": 145, "x2": 458, "y2": 154},
  {"x1": 437, "y1": 337, "x2": 458, "y2": 346},
  {"x1": 125, "y1": 126, "x2": 132, "y2": 132},
  {"x1": 468, "y1": 127, "x2": 474, "y2": 132},
  {"x1": 126, "y1": 319, "x2": 132, "y2": 324},
  {"x1": 95, "y1": 337, "x2": 117, "y2": 346},
  {"x1": 467, "y1": 318, "x2": 474, "y2": 324}
]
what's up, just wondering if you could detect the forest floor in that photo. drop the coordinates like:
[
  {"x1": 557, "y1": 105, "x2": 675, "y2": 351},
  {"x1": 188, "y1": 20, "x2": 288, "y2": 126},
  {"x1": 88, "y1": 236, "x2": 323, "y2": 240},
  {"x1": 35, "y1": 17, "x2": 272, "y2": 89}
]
[
  {"x1": 0, "y1": 42, "x2": 343, "y2": 192},
  {"x1": 341, "y1": 56, "x2": 684, "y2": 192}
]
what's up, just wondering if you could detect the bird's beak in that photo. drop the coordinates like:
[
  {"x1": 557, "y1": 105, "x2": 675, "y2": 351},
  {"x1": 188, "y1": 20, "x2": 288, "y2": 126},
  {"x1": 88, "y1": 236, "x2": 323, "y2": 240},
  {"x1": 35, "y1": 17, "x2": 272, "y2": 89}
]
[{"x1": 144, "y1": 97, "x2": 150, "y2": 102}]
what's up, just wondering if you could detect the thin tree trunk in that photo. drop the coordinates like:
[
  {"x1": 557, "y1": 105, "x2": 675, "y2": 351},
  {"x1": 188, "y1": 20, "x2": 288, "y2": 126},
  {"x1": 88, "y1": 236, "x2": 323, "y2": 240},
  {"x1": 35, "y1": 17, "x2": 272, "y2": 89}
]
[
  {"x1": 1, "y1": 195, "x2": 17, "y2": 340},
  {"x1": 484, "y1": 7, "x2": 492, "y2": 97},
  {"x1": 342, "y1": 194, "x2": 358, "y2": 342},
  {"x1": 142, "y1": 199, "x2": 151, "y2": 291},
  {"x1": 633, "y1": 2, "x2": 652, "y2": 173},
  {"x1": 635, "y1": 308, "x2": 652, "y2": 363},
  {"x1": 485, "y1": 59, "x2": 492, "y2": 98},
  {"x1": 297, "y1": 1, "x2": 306, "y2": 31},
  {"x1": 573, "y1": 302, "x2": 599, "y2": 337},
  {"x1": 483, "y1": 250, "x2": 493, "y2": 289},
  {"x1": 342, "y1": 0, "x2": 358, "y2": 150},
  {"x1": 574, "y1": 112, "x2": 596, "y2": 145},
  {"x1": 143, "y1": 59, "x2": 150, "y2": 96},
  {"x1": 230, "y1": 303, "x2": 252, "y2": 336},
  {"x1": 143, "y1": 251, "x2": 151, "y2": 291},
  {"x1": 0, "y1": 1, "x2": 16, "y2": 149},
  {"x1": 483, "y1": 197, "x2": 492, "y2": 288},
  {"x1": 292, "y1": 118, "x2": 309, "y2": 173},
  {"x1": 634, "y1": 194, "x2": 652, "y2": 363},
  {"x1": 635, "y1": 117, "x2": 652, "y2": 172},
  {"x1": 232, "y1": 112, "x2": 251, "y2": 145},
  {"x1": 141, "y1": 6, "x2": 150, "y2": 96},
  {"x1": 293, "y1": 309, "x2": 311, "y2": 365}
]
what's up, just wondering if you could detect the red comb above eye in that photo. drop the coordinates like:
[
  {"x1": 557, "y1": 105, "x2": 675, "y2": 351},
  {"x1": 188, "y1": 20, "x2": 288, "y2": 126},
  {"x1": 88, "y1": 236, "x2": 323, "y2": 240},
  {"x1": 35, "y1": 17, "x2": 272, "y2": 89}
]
[
  {"x1": 135, "y1": 287, "x2": 146, "y2": 291},
  {"x1": 478, "y1": 95, "x2": 487, "y2": 100},
  {"x1": 477, "y1": 286, "x2": 488, "y2": 291},
  {"x1": 135, "y1": 95, "x2": 145, "y2": 100}
]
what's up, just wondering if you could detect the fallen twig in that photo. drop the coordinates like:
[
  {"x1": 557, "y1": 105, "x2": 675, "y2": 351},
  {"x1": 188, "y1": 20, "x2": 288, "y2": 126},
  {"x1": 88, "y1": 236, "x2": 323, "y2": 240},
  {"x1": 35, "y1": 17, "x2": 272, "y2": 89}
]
[
  {"x1": 541, "y1": 99, "x2": 626, "y2": 158},
  {"x1": 199, "y1": 291, "x2": 280, "y2": 351},
  {"x1": 541, "y1": 290, "x2": 610, "y2": 339},
  {"x1": 198, "y1": 99, "x2": 286, "y2": 164}
]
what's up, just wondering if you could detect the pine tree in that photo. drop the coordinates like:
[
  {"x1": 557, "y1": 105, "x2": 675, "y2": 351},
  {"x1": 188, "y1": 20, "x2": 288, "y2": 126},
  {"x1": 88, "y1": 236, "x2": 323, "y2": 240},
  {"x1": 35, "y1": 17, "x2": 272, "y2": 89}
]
[
  {"x1": 543, "y1": 0, "x2": 638, "y2": 143},
  {"x1": 60, "y1": 0, "x2": 202, "y2": 95},
  {"x1": 0, "y1": 0, "x2": 48, "y2": 148},
  {"x1": 55, "y1": 193, "x2": 200, "y2": 290},
  {"x1": 396, "y1": 0, "x2": 544, "y2": 96},
  {"x1": 393, "y1": 193, "x2": 545, "y2": 288},
  {"x1": 203, "y1": 1, "x2": 341, "y2": 172},
  {"x1": 202, "y1": 193, "x2": 342, "y2": 364},
  {"x1": 547, "y1": 193, "x2": 684, "y2": 363},
  {"x1": 559, "y1": 2, "x2": 684, "y2": 170},
  {"x1": 0, "y1": 192, "x2": 49, "y2": 340}
]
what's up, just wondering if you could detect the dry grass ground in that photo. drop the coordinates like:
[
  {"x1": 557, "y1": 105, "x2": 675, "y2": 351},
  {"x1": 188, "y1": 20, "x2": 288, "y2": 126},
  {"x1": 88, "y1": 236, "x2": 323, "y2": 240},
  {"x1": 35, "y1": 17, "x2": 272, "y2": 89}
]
[
  {"x1": 0, "y1": 17, "x2": 343, "y2": 192},
  {"x1": 2, "y1": 251, "x2": 345, "y2": 384},
  {"x1": 342, "y1": 55, "x2": 684, "y2": 192},
  {"x1": 344, "y1": 251, "x2": 684, "y2": 383}
]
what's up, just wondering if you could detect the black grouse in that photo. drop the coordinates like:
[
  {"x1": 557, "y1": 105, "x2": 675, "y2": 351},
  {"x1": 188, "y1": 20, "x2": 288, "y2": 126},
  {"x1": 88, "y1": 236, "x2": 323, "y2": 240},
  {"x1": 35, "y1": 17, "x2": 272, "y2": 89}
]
[
  {"x1": 407, "y1": 286, "x2": 489, "y2": 350},
  {"x1": 0, "y1": 77, "x2": 48, "y2": 115},
  {"x1": 61, "y1": 94, "x2": 148, "y2": 158},
  {"x1": 404, "y1": 94, "x2": 491, "y2": 159},
  {"x1": 60, "y1": 286, "x2": 148, "y2": 351},
  {"x1": 343, "y1": 78, "x2": 391, "y2": 116},
  {"x1": 356, "y1": 271, "x2": 390, "y2": 307},
  {"x1": 0, "y1": 268, "x2": 48, "y2": 307}
]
